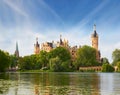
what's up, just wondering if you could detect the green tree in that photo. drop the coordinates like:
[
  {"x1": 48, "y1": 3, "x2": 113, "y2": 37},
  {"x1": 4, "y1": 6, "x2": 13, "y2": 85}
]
[
  {"x1": 112, "y1": 49, "x2": 120, "y2": 66},
  {"x1": 61, "y1": 60, "x2": 72, "y2": 71},
  {"x1": 19, "y1": 56, "x2": 33, "y2": 70},
  {"x1": 9, "y1": 55, "x2": 18, "y2": 68},
  {"x1": 27, "y1": 54, "x2": 41, "y2": 70},
  {"x1": 0, "y1": 49, "x2": 10, "y2": 72},
  {"x1": 49, "y1": 57, "x2": 62, "y2": 72},
  {"x1": 75, "y1": 45, "x2": 99, "y2": 69},
  {"x1": 102, "y1": 63, "x2": 114, "y2": 72},
  {"x1": 49, "y1": 47, "x2": 72, "y2": 71},
  {"x1": 49, "y1": 47, "x2": 71, "y2": 62},
  {"x1": 101, "y1": 57, "x2": 109, "y2": 64},
  {"x1": 117, "y1": 61, "x2": 120, "y2": 72},
  {"x1": 38, "y1": 51, "x2": 49, "y2": 68}
]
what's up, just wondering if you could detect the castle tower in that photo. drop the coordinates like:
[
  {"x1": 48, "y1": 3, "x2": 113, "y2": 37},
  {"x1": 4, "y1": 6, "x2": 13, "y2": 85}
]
[
  {"x1": 34, "y1": 37, "x2": 40, "y2": 54},
  {"x1": 91, "y1": 24, "x2": 100, "y2": 61},
  {"x1": 14, "y1": 42, "x2": 19, "y2": 57}
]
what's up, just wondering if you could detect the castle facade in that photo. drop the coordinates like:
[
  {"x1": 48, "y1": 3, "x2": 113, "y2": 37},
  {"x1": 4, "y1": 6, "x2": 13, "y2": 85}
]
[{"x1": 34, "y1": 24, "x2": 101, "y2": 61}]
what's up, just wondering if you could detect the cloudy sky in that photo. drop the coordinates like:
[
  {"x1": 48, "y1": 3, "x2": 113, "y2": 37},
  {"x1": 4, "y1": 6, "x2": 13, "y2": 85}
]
[{"x1": 0, "y1": 0, "x2": 120, "y2": 62}]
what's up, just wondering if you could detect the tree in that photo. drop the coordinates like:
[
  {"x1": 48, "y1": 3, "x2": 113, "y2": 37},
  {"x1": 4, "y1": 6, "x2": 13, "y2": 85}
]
[
  {"x1": 102, "y1": 63, "x2": 114, "y2": 72},
  {"x1": 117, "y1": 61, "x2": 120, "y2": 72},
  {"x1": 9, "y1": 55, "x2": 18, "y2": 68},
  {"x1": 19, "y1": 56, "x2": 33, "y2": 70},
  {"x1": 49, "y1": 57, "x2": 62, "y2": 72},
  {"x1": 28, "y1": 54, "x2": 42, "y2": 70},
  {"x1": 0, "y1": 49, "x2": 10, "y2": 72},
  {"x1": 38, "y1": 51, "x2": 49, "y2": 68},
  {"x1": 101, "y1": 57, "x2": 109, "y2": 64},
  {"x1": 61, "y1": 60, "x2": 72, "y2": 71},
  {"x1": 75, "y1": 45, "x2": 99, "y2": 69},
  {"x1": 49, "y1": 47, "x2": 72, "y2": 71},
  {"x1": 112, "y1": 49, "x2": 120, "y2": 66},
  {"x1": 49, "y1": 47, "x2": 71, "y2": 62}
]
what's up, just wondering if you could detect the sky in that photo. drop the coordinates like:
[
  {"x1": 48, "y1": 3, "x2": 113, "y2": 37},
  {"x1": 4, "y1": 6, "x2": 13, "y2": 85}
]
[{"x1": 0, "y1": 0, "x2": 120, "y2": 62}]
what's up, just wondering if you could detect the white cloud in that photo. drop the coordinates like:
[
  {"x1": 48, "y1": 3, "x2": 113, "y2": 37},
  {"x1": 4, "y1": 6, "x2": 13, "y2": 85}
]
[{"x1": 3, "y1": 0, "x2": 29, "y2": 17}]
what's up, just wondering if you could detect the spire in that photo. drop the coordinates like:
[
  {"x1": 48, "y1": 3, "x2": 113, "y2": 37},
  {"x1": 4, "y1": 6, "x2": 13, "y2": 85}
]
[
  {"x1": 94, "y1": 24, "x2": 96, "y2": 31},
  {"x1": 60, "y1": 34, "x2": 62, "y2": 39},
  {"x1": 60, "y1": 34, "x2": 63, "y2": 45},
  {"x1": 15, "y1": 42, "x2": 19, "y2": 57},
  {"x1": 36, "y1": 37, "x2": 38, "y2": 42},
  {"x1": 93, "y1": 24, "x2": 97, "y2": 37},
  {"x1": 36, "y1": 37, "x2": 39, "y2": 47},
  {"x1": 34, "y1": 37, "x2": 40, "y2": 54},
  {"x1": 16, "y1": 42, "x2": 18, "y2": 51}
]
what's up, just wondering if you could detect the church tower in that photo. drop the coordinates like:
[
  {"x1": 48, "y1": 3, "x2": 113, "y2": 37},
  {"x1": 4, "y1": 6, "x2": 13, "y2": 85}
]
[
  {"x1": 34, "y1": 37, "x2": 40, "y2": 54},
  {"x1": 91, "y1": 24, "x2": 100, "y2": 61},
  {"x1": 14, "y1": 42, "x2": 19, "y2": 57}
]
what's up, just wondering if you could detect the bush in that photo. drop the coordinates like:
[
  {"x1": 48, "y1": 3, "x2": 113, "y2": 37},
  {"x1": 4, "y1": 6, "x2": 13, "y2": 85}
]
[
  {"x1": 117, "y1": 61, "x2": 120, "y2": 72},
  {"x1": 102, "y1": 63, "x2": 114, "y2": 72}
]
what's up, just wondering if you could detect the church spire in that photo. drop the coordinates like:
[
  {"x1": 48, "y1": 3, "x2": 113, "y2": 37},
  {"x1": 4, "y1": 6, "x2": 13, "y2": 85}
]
[
  {"x1": 15, "y1": 42, "x2": 19, "y2": 57},
  {"x1": 16, "y1": 42, "x2": 18, "y2": 51}
]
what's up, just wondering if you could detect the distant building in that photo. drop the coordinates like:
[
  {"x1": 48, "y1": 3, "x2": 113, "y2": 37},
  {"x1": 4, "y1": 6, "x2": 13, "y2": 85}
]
[
  {"x1": 41, "y1": 42, "x2": 53, "y2": 52},
  {"x1": 40, "y1": 35, "x2": 69, "y2": 52},
  {"x1": 34, "y1": 24, "x2": 101, "y2": 62},
  {"x1": 14, "y1": 42, "x2": 19, "y2": 57},
  {"x1": 34, "y1": 37, "x2": 40, "y2": 54},
  {"x1": 91, "y1": 24, "x2": 101, "y2": 61},
  {"x1": 69, "y1": 46, "x2": 78, "y2": 61},
  {"x1": 56, "y1": 35, "x2": 69, "y2": 47}
]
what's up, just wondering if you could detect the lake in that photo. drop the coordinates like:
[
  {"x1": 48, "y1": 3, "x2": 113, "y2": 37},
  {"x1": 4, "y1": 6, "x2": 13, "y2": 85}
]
[{"x1": 0, "y1": 72, "x2": 120, "y2": 95}]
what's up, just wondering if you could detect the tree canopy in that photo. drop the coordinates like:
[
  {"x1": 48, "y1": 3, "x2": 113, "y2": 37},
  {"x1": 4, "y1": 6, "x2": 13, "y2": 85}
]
[
  {"x1": 112, "y1": 49, "x2": 120, "y2": 66},
  {"x1": 102, "y1": 63, "x2": 114, "y2": 72},
  {"x1": 49, "y1": 47, "x2": 71, "y2": 62},
  {"x1": 49, "y1": 47, "x2": 72, "y2": 71},
  {"x1": 0, "y1": 50, "x2": 10, "y2": 72},
  {"x1": 74, "y1": 45, "x2": 99, "y2": 69},
  {"x1": 117, "y1": 61, "x2": 120, "y2": 72}
]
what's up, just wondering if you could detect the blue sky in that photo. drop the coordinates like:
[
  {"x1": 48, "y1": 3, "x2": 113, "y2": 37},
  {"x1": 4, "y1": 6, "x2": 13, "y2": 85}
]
[{"x1": 0, "y1": 0, "x2": 120, "y2": 62}]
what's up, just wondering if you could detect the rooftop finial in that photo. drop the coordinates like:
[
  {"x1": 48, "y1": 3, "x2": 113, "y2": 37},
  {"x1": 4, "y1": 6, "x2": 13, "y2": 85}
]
[
  {"x1": 94, "y1": 24, "x2": 96, "y2": 31},
  {"x1": 16, "y1": 42, "x2": 18, "y2": 51},
  {"x1": 60, "y1": 34, "x2": 62, "y2": 39},
  {"x1": 36, "y1": 37, "x2": 38, "y2": 42}
]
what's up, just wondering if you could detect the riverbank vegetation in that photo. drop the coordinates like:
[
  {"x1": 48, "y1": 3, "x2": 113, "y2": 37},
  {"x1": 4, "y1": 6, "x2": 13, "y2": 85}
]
[
  {"x1": 1, "y1": 46, "x2": 120, "y2": 72},
  {"x1": 0, "y1": 50, "x2": 10, "y2": 72}
]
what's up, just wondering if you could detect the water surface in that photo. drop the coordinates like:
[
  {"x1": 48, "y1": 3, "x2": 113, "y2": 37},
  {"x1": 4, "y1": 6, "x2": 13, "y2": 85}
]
[{"x1": 0, "y1": 72, "x2": 120, "y2": 95}]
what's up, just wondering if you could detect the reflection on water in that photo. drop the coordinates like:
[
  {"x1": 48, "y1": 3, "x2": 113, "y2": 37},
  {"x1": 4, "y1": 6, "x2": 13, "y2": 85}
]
[{"x1": 0, "y1": 72, "x2": 120, "y2": 95}]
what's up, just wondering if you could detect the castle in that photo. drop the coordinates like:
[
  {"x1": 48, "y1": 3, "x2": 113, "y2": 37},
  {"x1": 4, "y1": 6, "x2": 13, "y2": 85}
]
[{"x1": 34, "y1": 24, "x2": 101, "y2": 62}]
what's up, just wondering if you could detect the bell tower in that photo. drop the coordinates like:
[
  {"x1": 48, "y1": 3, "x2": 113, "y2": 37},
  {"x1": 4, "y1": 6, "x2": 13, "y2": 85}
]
[
  {"x1": 34, "y1": 37, "x2": 40, "y2": 54},
  {"x1": 91, "y1": 24, "x2": 100, "y2": 61},
  {"x1": 91, "y1": 24, "x2": 98, "y2": 50}
]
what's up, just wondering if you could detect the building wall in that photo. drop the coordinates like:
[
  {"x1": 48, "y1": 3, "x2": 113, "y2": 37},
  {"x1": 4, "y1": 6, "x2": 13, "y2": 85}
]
[
  {"x1": 41, "y1": 42, "x2": 53, "y2": 52},
  {"x1": 34, "y1": 46, "x2": 40, "y2": 54},
  {"x1": 91, "y1": 36, "x2": 98, "y2": 50}
]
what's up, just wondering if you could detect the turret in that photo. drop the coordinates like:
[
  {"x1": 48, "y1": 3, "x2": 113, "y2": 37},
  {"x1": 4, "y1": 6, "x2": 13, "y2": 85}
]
[
  {"x1": 91, "y1": 24, "x2": 101, "y2": 61},
  {"x1": 34, "y1": 37, "x2": 40, "y2": 54},
  {"x1": 91, "y1": 24, "x2": 98, "y2": 50}
]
